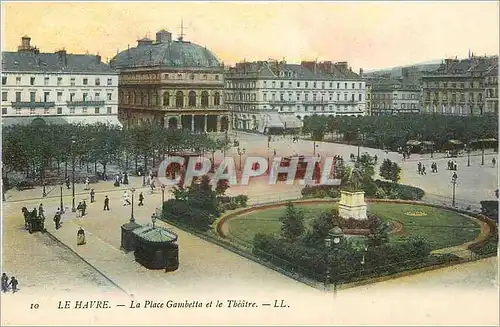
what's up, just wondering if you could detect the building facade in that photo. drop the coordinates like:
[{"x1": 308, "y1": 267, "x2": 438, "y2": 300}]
[
  {"x1": 422, "y1": 55, "x2": 498, "y2": 115},
  {"x1": 370, "y1": 79, "x2": 421, "y2": 115},
  {"x1": 225, "y1": 60, "x2": 366, "y2": 133},
  {"x1": 1, "y1": 36, "x2": 119, "y2": 126},
  {"x1": 111, "y1": 30, "x2": 230, "y2": 132}
]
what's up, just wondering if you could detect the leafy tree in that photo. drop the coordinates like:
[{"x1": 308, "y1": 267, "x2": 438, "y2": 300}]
[
  {"x1": 215, "y1": 179, "x2": 230, "y2": 197},
  {"x1": 279, "y1": 202, "x2": 305, "y2": 243},
  {"x1": 379, "y1": 159, "x2": 402, "y2": 183}
]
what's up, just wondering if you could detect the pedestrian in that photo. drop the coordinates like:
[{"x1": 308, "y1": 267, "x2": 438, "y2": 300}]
[
  {"x1": 90, "y1": 189, "x2": 95, "y2": 203},
  {"x1": 76, "y1": 227, "x2": 86, "y2": 246},
  {"x1": 66, "y1": 177, "x2": 70, "y2": 190},
  {"x1": 452, "y1": 172, "x2": 458, "y2": 180},
  {"x1": 150, "y1": 180, "x2": 156, "y2": 194},
  {"x1": 84, "y1": 177, "x2": 90, "y2": 190},
  {"x1": 123, "y1": 191, "x2": 131, "y2": 206},
  {"x1": 76, "y1": 202, "x2": 83, "y2": 217},
  {"x1": 492, "y1": 157, "x2": 496, "y2": 167},
  {"x1": 123, "y1": 172, "x2": 129, "y2": 185},
  {"x1": 53, "y1": 209, "x2": 61, "y2": 229},
  {"x1": 8, "y1": 277, "x2": 18, "y2": 293},
  {"x1": 38, "y1": 203, "x2": 45, "y2": 220},
  {"x1": 138, "y1": 192, "x2": 144, "y2": 206},
  {"x1": 81, "y1": 200, "x2": 87, "y2": 217},
  {"x1": 273, "y1": 149, "x2": 276, "y2": 157},
  {"x1": 417, "y1": 162, "x2": 422, "y2": 175},
  {"x1": 1, "y1": 273, "x2": 8, "y2": 292},
  {"x1": 103, "y1": 195, "x2": 110, "y2": 211},
  {"x1": 421, "y1": 165, "x2": 426, "y2": 175},
  {"x1": 374, "y1": 155, "x2": 378, "y2": 164},
  {"x1": 114, "y1": 175, "x2": 120, "y2": 187}
]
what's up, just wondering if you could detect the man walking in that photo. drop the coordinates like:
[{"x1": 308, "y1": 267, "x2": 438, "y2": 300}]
[
  {"x1": 65, "y1": 177, "x2": 70, "y2": 190},
  {"x1": 103, "y1": 195, "x2": 110, "y2": 211},
  {"x1": 54, "y1": 209, "x2": 61, "y2": 229},
  {"x1": 492, "y1": 157, "x2": 496, "y2": 167},
  {"x1": 90, "y1": 189, "x2": 95, "y2": 203},
  {"x1": 81, "y1": 200, "x2": 87, "y2": 217},
  {"x1": 8, "y1": 276, "x2": 18, "y2": 293},
  {"x1": 1, "y1": 273, "x2": 8, "y2": 292},
  {"x1": 138, "y1": 192, "x2": 144, "y2": 206},
  {"x1": 38, "y1": 203, "x2": 45, "y2": 220}
]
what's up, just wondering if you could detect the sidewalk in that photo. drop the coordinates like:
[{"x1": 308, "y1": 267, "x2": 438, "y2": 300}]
[{"x1": 44, "y1": 209, "x2": 179, "y2": 297}]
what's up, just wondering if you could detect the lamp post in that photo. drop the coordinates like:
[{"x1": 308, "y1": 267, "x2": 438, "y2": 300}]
[
  {"x1": 357, "y1": 129, "x2": 361, "y2": 160},
  {"x1": 71, "y1": 138, "x2": 76, "y2": 212},
  {"x1": 161, "y1": 184, "x2": 165, "y2": 205},
  {"x1": 59, "y1": 183, "x2": 64, "y2": 214},
  {"x1": 130, "y1": 188, "x2": 136, "y2": 222},
  {"x1": 465, "y1": 144, "x2": 470, "y2": 167},
  {"x1": 237, "y1": 147, "x2": 246, "y2": 171},
  {"x1": 324, "y1": 225, "x2": 344, "y2": 297},
  {"x1": 481, "y1": 142, "x2": 485, "y2": 166},
  {"x1": 223, "y1": 130, "x2": 229, "y2": 158},
  {"x1": 451, "y1": 172, "x2": 458, "y2": 207},
  {"x1": 151, "y1": 212, "x2": 157, "y2": 229}
]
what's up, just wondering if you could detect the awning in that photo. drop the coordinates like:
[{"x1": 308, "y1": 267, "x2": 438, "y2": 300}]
[
  {"x1": 406, "y1": 140, "x2": 421, "y2": 146},
  {"x1": 280, "y1": 115, "x2": 303, "y2": 129},
  {"x1": 422, "y1": 141, "x2": 435, "y2": 145},
  {"x1": 470, "y1": 138, "x2": 498, "y2": 143},
  {"x1": 263, "y1": 113, "x2": 285, "y2": 129},
  {"x1": 448, "y1": 139, "x2": 463, "y2": 145}
]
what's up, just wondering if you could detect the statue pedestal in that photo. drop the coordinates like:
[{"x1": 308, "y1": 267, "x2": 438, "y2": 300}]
[{"x1": 338, "y1": 191, "x2": 367, "y2": 220}]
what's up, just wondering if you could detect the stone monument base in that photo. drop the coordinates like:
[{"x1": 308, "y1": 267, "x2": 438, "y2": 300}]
[{"x1": 338, "y1": 191, "x2": 367, "y2": 220}]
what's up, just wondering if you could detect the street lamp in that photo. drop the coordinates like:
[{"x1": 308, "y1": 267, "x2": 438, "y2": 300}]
[
  {"x1": 451, "y1": 172, "x2": 458, "y2": 207},
  {"x1": 60, "y1": 182, "x2": 65, "y2": 214},
  {"x1": 465, "y1": 144, "x2": 470, "y2": 167},
  {"x1": 324, "y1": 224, "x2": 344, "y2": 297},
  {"x1": 151, "y1": 212, "x2": 157, "y2": 229},
  {"x1": 130, "y1": 188, "x2": 136, "y2": 222},
  {"x1": 161, "y1": 184, "x2": 165, "y2": 205},
  {"x1": 357, "y1": 129, "x2": 361, "y2": 160},
  {"x1": 71, "y1": 138, "x2": 76, "y2": 212},
  {"x1": 237, "y1": 147, "x2": 246, "y2": 171}
]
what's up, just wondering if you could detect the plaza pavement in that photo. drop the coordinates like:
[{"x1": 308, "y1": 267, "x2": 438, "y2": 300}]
[{"x1": 2, "y1": 132, "x2": 498, "y2": 325}]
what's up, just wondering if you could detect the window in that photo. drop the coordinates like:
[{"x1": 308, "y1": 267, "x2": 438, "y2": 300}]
[
  {"x1": 263, "y1": 93, "x2": 267, "y2": 101},
  {"x1": 337, "y1": 94, "x2": 340, "y2": 101},
  {"x1": 344, "y1": 94, "x2": 347, "y2": 101},
  {"x1": 345, "y1": 83, "x2": 348, "y2": 89},
  {"x1": 82, "y1": 107, "x2": 88, "y2": 113},
  {"x1": 57, "y1": 77, "x2": 62, "y2": 86},
  {"x1": 16, "y1": 77, "x2": 21, "y2": 85},
  {"x1": 305, "y1": 82, "x2": 309, "y2": 88},
  {"x1": 95, "y1": 93, "x2": 100, "y2": 100},
  {"x1": 30, "y1": 77, "x2": 35, "y2": 85},
  {"x1": 322, "y1": 82, "x2": 325, "y2": 89},
  {"x1": 2, "y1": 107, "x2": 7, "y2": 115},
  {"x1": 57, "y1": 107, "x2": 62, "y2": 114},
  {"x1": 30, "y1": 108, "x2": 35, "y2": 115},
  {"x1": 15, "y1": 108, "x2": 21, "y2": 115},
  {"x1": 83, "y1": 78, "x2": 88, "y2": 85},
  {"x1": 163, "y1": 92, "x2": 170, "y2": 106},
  {"x1": 107, "y1": 107, "x2": 112, "y2": 114},
  {"x1": 44, "y1": 92, "x2": 50, "y2": 102},
  {"x1": 190, "y1": 74, "x2": 195, "y2": 80},
  {"x1": 297, "y1": 82, "x2": 300, "y2": 87},
  {"x1": 83, "y1": 93, "x2": 88, "y2": 101},
  {"x1": 70, "y1": 78, "x2": 75, "y2": 86},
  {"x1": 203, "y1": 75, "x2": 207, "y2": 80},
  {"x1": 30, "y1": 92, "x2": 36, "y2": 102},
  {"x1": 214, "y1": 92, "x2": 221, "y2": 106},
  {"x1": 44, "y1": 108, "x2": 50, "y2": 115},
  {"x1": 16, "y1": 92, "x2": 21, "y2": 102},
  {"x1": 215, "y1": 75, "x2": 219, "y2": 80},
  {"x1": 352, "y1": 83, "x2": 355, "y2": 89},
  {"x1": 70, "y1": 107, "x2": 75, "y2": 114},
  {"x1": 95, "y1": 78, "x2": 100, "y2": 86},
  {"x1": 359, "y1": 83, "x2": 362, "y2": 89},
  {"x1": 313, "y1": 82, "x2": 316, "y2": 88},
  {"x1": 44, "y1": 77, "x2": 49, "y2": 86},
  {"x1": 95, "y1": 107, "x2": 100, "y2": 114},
  {"x1": 188, "y1": 91, "x2": 196, "y2": 107},
  {"x1": 359, "y1": 94, "x2": 362, "y2": 101},
  {"x1": 280, "y1": 82, "x2": 284, "y2": 88},
  {"x1": 70, "y1": 93, "x2": 75, "y2": 102},
  {"x1": 2, "y1": 92, "x2": 7, "y2": 101},
  {"x1": 107, "y1": 93, "x2": 112, "y2": 101},
  {"x1": 201, "y1": 91, "x2": 209, "y2": 107},
  {"x1": 107, "y1": 78, "x2": 112, "y2": 86},
  {"x1": 337, "y1": 83, "x2": 340, "y2": 89},
  {"x1": 2, "y1": 76, "x2": 7, "y2": 85},
  {"x1": 175, "y1": 91, "x2": 184, "y2": 107}
]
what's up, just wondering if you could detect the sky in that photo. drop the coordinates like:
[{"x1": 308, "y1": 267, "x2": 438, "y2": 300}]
[{"x1": 1, "y1": 1, "x2": 499, "y2": 71}]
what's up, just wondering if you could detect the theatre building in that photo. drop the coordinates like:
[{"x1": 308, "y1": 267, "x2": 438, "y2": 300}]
[{"x1": 111, "y1": 29, "x2": 230, "y2": 132}]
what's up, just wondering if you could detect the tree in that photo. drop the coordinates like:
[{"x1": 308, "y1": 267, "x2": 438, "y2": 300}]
[
  {"x1": 379, "y1": 159, "x2": 402, "y2": 183},
  {"x1": 279, "y1": 202, "x2": 305, "y2": 243},
  {"x1": 308, "y1": 211, "x2": 335, "y2": 245},
  {"x1": 215, "y1": 179, "x2": 230, "y2": 197}
]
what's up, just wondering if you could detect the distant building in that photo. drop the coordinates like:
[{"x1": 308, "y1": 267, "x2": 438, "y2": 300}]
[
  {"x1": 225, "y1": 60, "x2": 365, "y2": 133},
  {"x1": 370, "y1": 79, "x2": 421, "y2": 115},
  {"x1": 1, "y1": 36, "x2": 119, "y2": 126},
  {"x1": 111, "y1": 29, "x2": 230, "y2": 132},
  {"x1": 422, "y1": 55, "x2": 498, "y2": 115}
]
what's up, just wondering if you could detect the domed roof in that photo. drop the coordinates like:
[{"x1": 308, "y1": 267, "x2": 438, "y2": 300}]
[{"x1": 112, "y1": 39, "x2": 221, "y2": 70}]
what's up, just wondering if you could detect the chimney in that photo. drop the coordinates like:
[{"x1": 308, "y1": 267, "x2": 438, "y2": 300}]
[
  {"x1": 55, "y1": 48, "x2": 68, "y2": 66},
  {"x1": 334, "y1": 61, "x2": 349, "y2": 71},
  {"x1": 359, "y1": 68, "x2": 364, "y2": 77},
  {"x1": 21, "y1": 35, "x2": 31, "y2": 48},
  {"x1": 137, "y1": 37, "x2": 153, "y2": 47},
  {"x1": 96, "y1": 54, "x2": 101, "y2": 64},
  {"x1": 156, "y1": 30, "x2": 172, "y2": 43}
]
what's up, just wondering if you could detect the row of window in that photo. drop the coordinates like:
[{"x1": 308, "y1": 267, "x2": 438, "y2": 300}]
[
  {"x1": 425, "y1": 92, "x2": 483, "y2": 101},
  {"x1": 2, "y1": 106, "x2": 114, "y2": 115},
  {"x1": 121, "y1": 90, "x2": 221, "y2": 107},
  {"x1": 2, "y1": 91, "x2": 114, "y2": 102},
  {"x1": 2, "y1": 75, "x2": 115, "y2": 87},
  {"x1": 227, "y1": 80, "x2": 364, "y2": 90},
  {"x1": 226, "y1": 92, "x2": 365, "y2": 102},
  {"x1": 423, "y1": 81, "x2": 483, "y2": 89},
  {"x1": 231, "y1": 104, "x2": 364, "y2": 112},
  {"x1": 372, "y1": 103, "x2": 418, "y2": 109},
  {"x1": 372, "y1": 93, "x2": 419, "y2": 100}
]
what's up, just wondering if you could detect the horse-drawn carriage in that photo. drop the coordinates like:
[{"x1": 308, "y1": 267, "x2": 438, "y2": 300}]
[{"x1": 21, "y1": 207, "x2": 46, "y2": 234}]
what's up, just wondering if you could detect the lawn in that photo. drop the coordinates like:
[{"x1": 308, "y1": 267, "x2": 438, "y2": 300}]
[{"x1": 226, "y1": 202, "x2": 482, "y2": 250}]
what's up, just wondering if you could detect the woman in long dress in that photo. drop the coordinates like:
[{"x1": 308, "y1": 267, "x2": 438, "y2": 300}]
[{"x1": 77, "y1": 227, "x2": 86, "y2": 245}]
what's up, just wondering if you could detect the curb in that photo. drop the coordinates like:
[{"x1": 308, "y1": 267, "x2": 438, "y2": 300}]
[{"x1": 43, "y1": 230, "x2": 130, "y2": 296}]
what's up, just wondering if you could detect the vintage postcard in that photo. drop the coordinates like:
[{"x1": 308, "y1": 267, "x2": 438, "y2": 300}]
[{"x1": 1, "y1": 1, "x2": 499, "y2": 325}]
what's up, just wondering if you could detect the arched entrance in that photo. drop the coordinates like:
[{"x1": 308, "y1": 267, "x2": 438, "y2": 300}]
[
  {"x1": 31, "y1": 117, "x2": 46, "y2": 126},
  {"x1": 168, "y1": 117, "x2": 178, "y2": 129},
  {"x1": 220, "y1": 116, "x2": 229, "y2": 132}
]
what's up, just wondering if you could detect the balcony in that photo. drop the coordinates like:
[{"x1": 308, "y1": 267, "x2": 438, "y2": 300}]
[
  {"x1": 269, "y1": 100, "x2": 297, "y2": 105},
  {"x1": 67, "y1": 100, "x2": 105, "y2": 107},
  {"x1": 335, "y1": 100, "x2": 358, "y2": 105},
  {"x1": 11, "y1": 101, "x2": 55, "y2": 109}
]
